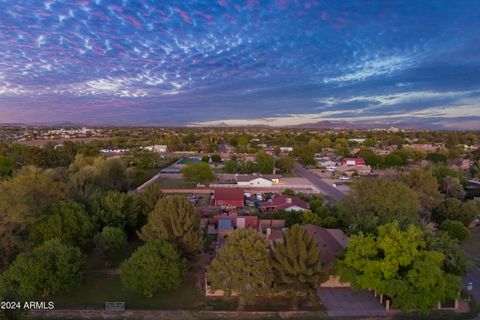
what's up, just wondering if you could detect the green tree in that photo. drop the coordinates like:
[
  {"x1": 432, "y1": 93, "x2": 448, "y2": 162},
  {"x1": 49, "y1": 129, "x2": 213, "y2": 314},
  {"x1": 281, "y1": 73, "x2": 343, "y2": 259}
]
[
  {"x1": 336, "y1": 223, "x2": 460, "y2": 313},
  {"x1": 211, "y1": 154, "x2": 222, "y2": 163},
  {"x1": 256, "y1": 151, "x2": 274, "y2": 174},
  {"x1": 137, "y1": 183, "x2": 164, "y2": 216},
  {"x1": 426, "y1": 232, "x2": 468, "y2": 276},
  {"x1": 271, "y1": 225, "x2": 323, "y2": 309},
  {"x1": 398, "y1": 169, "x2": 443, "y2": 221},
  {"x1": 30, "y1": 200, "x2": 95, "y2": 248},
  {"x1": 2, "y1": 239, "x2": 86, "y2": 298},
  {"x1": 94, "y1": 227, "x2": 128, "y2": 266},
  {"x1": 138, "y1": 195, "x2": 203, "y2": 255},
  {"x1": 319, "y1": 138, "x2": 332, "y2": 149},
  {"x1": 432, "y1": 198, "x2": 477, "y2": 226},
  {"x1": 182, "y1": 162, "x2": 215, "y2": 183},
  {"x1": 440, "y1": 176, "x2": 465, "y2": 199},
  {"x1": 0, "y1": 155, "x2": 15, "y2": 178},
  {"x1": 275, "y1": 156, "x2": 294, "y2": 173},
  {"x1": 440, "y1": 220, "x2": 470, "y2": 242},
  {"x1": 207, "y1": 229, "x2": 273, "y2": 310},
  {"x1": 339, "y1": 179, "x2": 420, "y2": 233},
  {"x1": 0, "y1": 166, "x2": 64, "y2": 266},
  {"x1": 120, "y1": 240, "x2": 184, "y2": 297},
  {"x1": 93, "y1": 191, "x2": 139, "y2": 232}
]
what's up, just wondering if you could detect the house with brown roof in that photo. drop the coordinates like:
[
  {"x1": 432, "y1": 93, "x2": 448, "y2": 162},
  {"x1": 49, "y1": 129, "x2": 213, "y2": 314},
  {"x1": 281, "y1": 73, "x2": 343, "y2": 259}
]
[{"x1": 303, "y1": 224, "x2": 348, "y2": 265}]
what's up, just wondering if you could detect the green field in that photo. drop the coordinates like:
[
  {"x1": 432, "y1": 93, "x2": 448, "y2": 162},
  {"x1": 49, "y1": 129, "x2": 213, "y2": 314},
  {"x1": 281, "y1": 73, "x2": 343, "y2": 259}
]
[
  {"x1": 50, "y1": 272, "x2": 207, "y2": 310},
  {"x1": 155, "y1": 178, "x2": 198, "y2": 189}
]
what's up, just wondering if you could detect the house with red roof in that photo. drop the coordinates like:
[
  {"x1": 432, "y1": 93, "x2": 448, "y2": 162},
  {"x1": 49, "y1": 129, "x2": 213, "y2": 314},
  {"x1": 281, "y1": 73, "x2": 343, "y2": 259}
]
[
  {"x1": 259, "y1": 195, "x2": 309, "y2": 212},
  {"x1": 341, "y1": 157, "x2": 366, "y2": 166},
  {"x1": 213, "y1": 189, "x2": 244, "y2": 207}
]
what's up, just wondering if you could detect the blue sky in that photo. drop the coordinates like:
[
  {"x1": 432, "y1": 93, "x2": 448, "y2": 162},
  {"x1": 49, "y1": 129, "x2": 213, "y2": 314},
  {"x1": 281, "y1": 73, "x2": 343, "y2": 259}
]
[{"x1": 0, "y1": 0, "x2": 479, "y2": 128}]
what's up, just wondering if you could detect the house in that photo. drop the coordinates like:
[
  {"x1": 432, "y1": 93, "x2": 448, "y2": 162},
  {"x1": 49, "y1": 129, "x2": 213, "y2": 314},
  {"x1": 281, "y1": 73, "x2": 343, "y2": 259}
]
[
  {"x1": 213, "y1": 189, "x2": 244, "y2": 207},
  {"x1": 236, "y1": 174, "x2": 281, "y2": 187},
  {"x1": 303, "y1": 224, "x2": 347, "y2": 265},
  {"x1": 260, "y1": 195, "x2": 309, "y2": 212},
  {"x1": 341, "y1": 158, "x2": 366, "y2": 166},
  {"x1": 143, "y1": 144, "x2": 167, "y2": 153},
  {"x1": 280, "y1": 146, "x2": 293, "y2": 153},
  {"x1": 335, "y1": 164, "x2": 371, "y2": 176}
]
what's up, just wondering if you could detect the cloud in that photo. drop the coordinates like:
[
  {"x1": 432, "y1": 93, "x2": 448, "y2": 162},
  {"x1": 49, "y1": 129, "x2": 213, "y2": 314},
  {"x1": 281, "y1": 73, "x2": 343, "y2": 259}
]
[{"x1": 323, "y1": 55, "x2": 415, "y2": 83}]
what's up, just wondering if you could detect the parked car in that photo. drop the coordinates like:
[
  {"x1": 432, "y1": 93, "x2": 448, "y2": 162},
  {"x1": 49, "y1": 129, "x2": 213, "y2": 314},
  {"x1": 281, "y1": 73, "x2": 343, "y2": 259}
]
[{"x1": 339, "y1": 175, "x2": 351, "y2": 180}]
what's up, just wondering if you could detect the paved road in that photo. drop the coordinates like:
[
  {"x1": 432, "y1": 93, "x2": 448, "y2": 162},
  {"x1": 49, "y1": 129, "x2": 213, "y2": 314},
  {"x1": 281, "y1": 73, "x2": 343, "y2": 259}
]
[
  {"x1": 294, "y1": 164, "x2": 346, "y2": 201},
  {"x1": 318, "y1": 288, "x2": 386, "y2": 318}
]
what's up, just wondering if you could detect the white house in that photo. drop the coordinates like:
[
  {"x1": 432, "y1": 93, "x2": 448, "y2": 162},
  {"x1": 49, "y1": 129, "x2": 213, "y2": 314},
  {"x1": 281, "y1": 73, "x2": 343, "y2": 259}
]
[
  {"x1": 237, "y1": 176, "x2": 273, "y2": 188},
  {"x1": 143, "y1": 145, "x2": 168, "y2": 153},
  {"x1": 280, "y1": 146, "x2": 293, "y2": 153},
  {"x1": 235, "y1": 174, "x2": 281, "y2": 187}
]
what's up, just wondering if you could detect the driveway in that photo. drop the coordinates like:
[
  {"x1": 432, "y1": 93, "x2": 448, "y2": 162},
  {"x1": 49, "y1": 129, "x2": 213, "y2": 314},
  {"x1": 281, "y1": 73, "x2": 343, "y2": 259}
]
[
  {"x1": 294, "y1": 164, "x2": 346, "y2": 201},
  {"x1": 318, "y1": 288, "x2": 386, "y2": 317}
]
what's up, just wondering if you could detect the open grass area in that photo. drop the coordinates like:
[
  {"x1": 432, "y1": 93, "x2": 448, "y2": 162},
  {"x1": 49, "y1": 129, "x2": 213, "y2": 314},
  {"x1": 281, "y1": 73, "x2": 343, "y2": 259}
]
[
  {"x1": 49, "y1": 272, "x2": 207, "y2": 310},
  {"x1": 86, "y1": 237, "x2": 143, "y2": 270},
  {"x1": 155, "y1": 178, "x2": 198, "y2": 189},
  {"x1": 462, "y1": 227, "x2": 480, "y2": 271}
]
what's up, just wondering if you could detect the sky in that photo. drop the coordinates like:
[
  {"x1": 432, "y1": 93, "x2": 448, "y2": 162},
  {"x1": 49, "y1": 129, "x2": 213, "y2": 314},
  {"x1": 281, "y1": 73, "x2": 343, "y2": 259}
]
[{"x1": 0, "y1": 0, "x2": 479, "y2": 128}]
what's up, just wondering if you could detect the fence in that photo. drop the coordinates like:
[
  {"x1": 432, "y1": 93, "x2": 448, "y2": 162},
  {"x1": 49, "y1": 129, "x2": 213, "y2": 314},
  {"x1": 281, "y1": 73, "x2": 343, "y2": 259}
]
[
  {"x1": 205, "y1": 184, "x2": 314, "y2": 190},
  {"x1": 105, "y1": 302, "x2": 125, "y2": 311}
]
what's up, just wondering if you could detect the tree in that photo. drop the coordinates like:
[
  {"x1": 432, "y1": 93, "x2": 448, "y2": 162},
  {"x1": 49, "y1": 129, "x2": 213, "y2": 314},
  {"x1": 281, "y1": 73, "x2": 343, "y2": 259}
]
[
  {"x1": 440, "y1": 220, "x2": 470, "y2": 242},
  {"x1": 0, "y1": 155, "x2": 15, "y2": 178},
  {"x1": 211, "y1": 154, "x2": 222, "y2": 163},
  {"x1": 271, "y1": 225, "x2": 323, "y2": 309},
  {"x1": 0, "y1": 166, "x2": 64, "y2": 266},
  {"x1": 2, "y1": 239, "x2": 86, "y2": 298},
  {"x1": 426, "y1": 232, "x2": 468, "y2": 276},
  {"x1": 432, "y1": 198, "x2": 477, "y2": 227},
  {"x1": 256, "y1": 151, "x2": 274, "y2": 174},
  {"x1": 138, "y1": 195, "x2": 203, "y2": 255},
  {"x1": 336, "y1": 223, "x2": 460, "y2": 313},
  {"x1": 120, "y1": 240, "x2": 184, "y2": 297},
  {"x1": 357, "y1": 148, "x2": 383, "y2": 168},
  {"x1": 207, "y1": 229, "x2": 273, "y2": 310},
  {"x1": 137, "y1": 183, "x2": 164, "y2": 216},
  {"x1": 319, "y1": 138, "x2": 331, "y2": 149},
  {"x1": 182, "y1": 162, "x2": 215, "y2": 183},
  {"x1": 440, "y1": 176, "x2": 465, "y2": 199},
  {"x1": 384, "y1": 152, "x2": 405, "y2": 167},
  {"x1": 427, "y1": 152, "x2": 448, "y2": 164},
  {"x1": 398, "y1": 169, "x2": 443, "y2": 221},
  {"x1": 94, "y1": 227, "x2": 128, "y2": 266},
  {"x1": 339, "y1": 179, "x2": 420, "y2": 233},
  {"x1": 93, "y1": 191, "x2": 139, "y2": 232},
  {"x1": 30, "y1": 200, "x2": 96, "y2": 248},
  {"x1": 201, "y1": 155, "x2": 210, "y2": 163},
  {"x1": 275, "y1": 156, "x2": 294, "y2": 173}
]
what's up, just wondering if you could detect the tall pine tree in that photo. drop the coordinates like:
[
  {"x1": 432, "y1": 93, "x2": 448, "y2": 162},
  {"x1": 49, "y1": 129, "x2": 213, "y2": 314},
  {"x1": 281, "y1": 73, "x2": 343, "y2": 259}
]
[
  {"x1": 271, "y1": 224, "x2": 324, "y2": 309},
  {"x1": 138, "y1": 195, "x2": 203, "y2": 255}
]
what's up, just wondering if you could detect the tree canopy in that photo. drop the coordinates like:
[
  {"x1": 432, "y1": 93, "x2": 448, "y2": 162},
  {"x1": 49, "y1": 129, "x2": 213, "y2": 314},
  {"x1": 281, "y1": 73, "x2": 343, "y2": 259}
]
[
  {"x1": 30, "y1": 200, "x2": 95, "y2": 248},
  {"x1": 339, "y1": 179, "x2": 420, "y2": 233},
  {"x1": 94, "y1": 226, "x2": 128, "y2": 266},
  {"x1": 336, "y1": 222, "x2": 460, "y2": 313},
  {"x1": 120, "y1": 240, "x2": 184, "y2": 297},
  {"x1": 2, "y1": 239, "x2": 86, "y2": 298},
  {"x1": 432, "y1": 198, "x2": 478, "y2": 227},
  {"x1": 181, "y1": 162, "x2": 215, "y2": 183},
  {"x1": 207, "y1": 229, "x2": 273, "y2": 310},
  {"x1": 138, "y1": 195, "x2": 203, "y2": 255},
  {"x1": 93, "y1": 191, "x2": 139, "y2": 232}
]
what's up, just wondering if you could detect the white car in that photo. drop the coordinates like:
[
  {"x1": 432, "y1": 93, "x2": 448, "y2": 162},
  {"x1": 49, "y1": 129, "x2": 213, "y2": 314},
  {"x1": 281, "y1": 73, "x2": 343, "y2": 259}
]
[{"x1": 339, "y1": 175, "x2": 351, "y2": 180}]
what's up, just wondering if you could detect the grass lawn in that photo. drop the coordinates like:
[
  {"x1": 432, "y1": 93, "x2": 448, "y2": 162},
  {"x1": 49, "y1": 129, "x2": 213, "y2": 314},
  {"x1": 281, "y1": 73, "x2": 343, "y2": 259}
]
[
  {"x1": 155, "y1": 178, "x2": 198, "y2": 189},
  {"x1": 50, "y1": 272, "x2": 206, "y2": 310},
  {"x1": 462, "y1": 227, "x2": 480, "y2": 271}
]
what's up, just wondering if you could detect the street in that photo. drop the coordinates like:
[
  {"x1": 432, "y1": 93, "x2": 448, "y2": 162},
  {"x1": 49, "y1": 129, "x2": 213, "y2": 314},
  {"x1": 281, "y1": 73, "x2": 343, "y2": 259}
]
[{"x1": 294, "y1": 164, "x2": 347, "y2": 201}]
